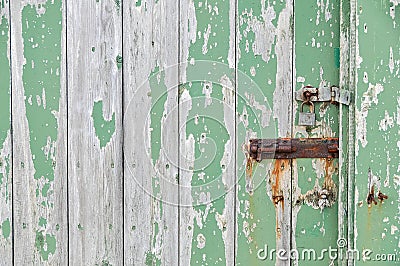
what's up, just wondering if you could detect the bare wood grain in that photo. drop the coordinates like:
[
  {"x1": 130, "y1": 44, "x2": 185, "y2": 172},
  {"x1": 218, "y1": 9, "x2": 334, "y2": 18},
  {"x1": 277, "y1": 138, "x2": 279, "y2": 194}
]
[
  {"x1": 67, "y1": 0, "x2": 123, "y2": 264},
  {"x1": 123, "y1": 0, "x2": 179, "y2": 264}
]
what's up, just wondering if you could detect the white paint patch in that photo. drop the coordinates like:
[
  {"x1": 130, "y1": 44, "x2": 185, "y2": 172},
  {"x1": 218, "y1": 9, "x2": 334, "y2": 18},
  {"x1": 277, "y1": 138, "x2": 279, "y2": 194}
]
[
  {"x1": 273, "y1": 1, "x2": 292, "y2": 137},
  {"x1": 227, "y1": 0, "x2": 235, "y2": 68},
  {"x1": 296, "y1": 76, "x2": 305, "y2": 83},
  {"x1": 391, "y1": 225, "x2": 398, "y2": 235},
  {"x1": 42, "y1": 88, "x2": 46, "y2": 109},
  {"x1": 179, "y1": 88, "x2": 195, "y2": 265},
  {"x1": 180, "y1": 0, "x2": 197, "y2": 84},
  {"x1": 202, "y1": 24, "x2": 211, "y2": 55},
  {"x1": 389, "y1": 47, "x2": 395, "y2": 74},
  {"x1": 240, "y1": 106, "x2": 249, "y2": 128},
  {"x1": 196, "y1": 233, "x2": 206, "y2": 249},
  {"x1": 389, "y1": 0, "x2": 399, "y2": 20},
  {"x1": 355, "y1": 83, "x2": 384, "y2": 154},
  {"x1": 219, "y1": 74, "x2": 235, "y2": 266},
  {"x1": 245, "y1": 92, "x2": 272, "y2": 128},
  {"x1": 250, "y1": 66, "x2": 256, "y2": 76},
  {"x1": 202, "y1": 82, "x2": 212, "y2": 107},
  {"x1": 240, "y1": 1, "x2": 277, "y2": 63},
  {"x1": 385, "y1": 151, "x2": 391, "y2": 187},
  {"x1": 363, "y1": 72, "x2": 368, "y2": 83},
  {"x1": 397, "y1": 97, "x2": 400, "y2": 126},
  {"x1": 378, "y1": 110, "x2": 394, "y2": 131}
]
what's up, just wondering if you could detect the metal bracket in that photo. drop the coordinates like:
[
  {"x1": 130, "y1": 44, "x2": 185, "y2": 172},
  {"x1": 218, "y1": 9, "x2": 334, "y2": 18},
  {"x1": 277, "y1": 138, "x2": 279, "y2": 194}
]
[
  {"x1": 247, "y1": 138, "x2": 339, "y2": 161},
  {"x1": 295, "y1": 85, "x2": 351, "y2": 105}
]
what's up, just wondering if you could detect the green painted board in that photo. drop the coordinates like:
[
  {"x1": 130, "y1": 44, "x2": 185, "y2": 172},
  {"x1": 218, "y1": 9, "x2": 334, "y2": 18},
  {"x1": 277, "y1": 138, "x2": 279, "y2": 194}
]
[
  {"x1": 293, "y1": 1, "x2": 341, "y2": 265},
  {"x1": 353, "y1": 0, "x2": 400, "y2": 264}
]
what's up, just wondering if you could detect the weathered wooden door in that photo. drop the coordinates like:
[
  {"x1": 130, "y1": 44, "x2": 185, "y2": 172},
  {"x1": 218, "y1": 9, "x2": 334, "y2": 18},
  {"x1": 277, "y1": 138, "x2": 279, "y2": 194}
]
[
  {"x1": 236, "y1": 0, "x2": 342, "y2": 265},
  {"x1": 0, "y1": 0, "x2": 399, "y2": 265}
]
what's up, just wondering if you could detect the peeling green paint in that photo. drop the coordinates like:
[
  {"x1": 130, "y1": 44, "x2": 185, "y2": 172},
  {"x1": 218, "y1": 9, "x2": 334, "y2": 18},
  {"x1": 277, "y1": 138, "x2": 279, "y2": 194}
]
[
  {"x1": 293, "y1": 2, "x2": 340, "y2": 264},
  {"x1": 116, "y1": 54, "x2": 122, "y2": 69},
  {"x1": 20, "y1": 0, "x2": 62, "y2": 261},
  {"x1": 34, "y1": 230, "x2": 56, "y2": 261},
  {"x1": 1, "y1": 218, "x2": 10, "y2": 239},
  {"x1": 354, "y1": 0, "x2": 400, "y2": 262},
  {"x1": 183, "y1": 0, "x2": 232, "y2": 264},
  {"x1": 236, "y1": 0, "x2": 285, "y2": 263},
  {"x1": 92, "y1": 100, "x2": 116, "y2": 148},
  {"x1": 42, "y1": 182, "x2": 50, "y2": 197},
  {"x1": 135, "y1": 0, "x2": 142, "y2": 7},
  {"x1": 38, "y1": 217, "x2": 47, "y2": 227},
  {"x1": 0, "y1": 13, "x2": 10, "y2": 192},
  {"x1": 77, "y1": 223, "x2": 84, "y2": 230},
  {"x1": 145, "y1": 251, "x2": 160, "y2": 266},
  {"x1": 115, "y1": 0, "x2": 120, "y2": 11},
  {"x1": 0, "y1": 16, "x2": 10, "y2": 150},
  {"x1": 334, "y1": 47, "x2": 340, "y2": 68},
  {"x1": 95, "y1": 259, "x2": 112, "y2": 266},
  {"x1": 149, "y1": 66, "x2": 166, "y2": 163},
  {"x1": 22, "y1": 0, "x2": 62, "y2": 183}
]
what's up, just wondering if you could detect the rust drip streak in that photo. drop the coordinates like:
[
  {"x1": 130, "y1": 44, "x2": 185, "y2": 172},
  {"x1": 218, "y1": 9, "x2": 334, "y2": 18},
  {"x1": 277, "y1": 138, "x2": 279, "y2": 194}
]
[{"x1": 270, "y1": 159, "x2": 289, "y2": 239}]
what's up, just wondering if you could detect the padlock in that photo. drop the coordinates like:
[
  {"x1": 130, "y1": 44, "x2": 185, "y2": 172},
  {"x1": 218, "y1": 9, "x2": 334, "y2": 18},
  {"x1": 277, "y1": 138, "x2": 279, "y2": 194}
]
[{"x1": 298, "y1": 101, "x2": 316, "y2": 126}]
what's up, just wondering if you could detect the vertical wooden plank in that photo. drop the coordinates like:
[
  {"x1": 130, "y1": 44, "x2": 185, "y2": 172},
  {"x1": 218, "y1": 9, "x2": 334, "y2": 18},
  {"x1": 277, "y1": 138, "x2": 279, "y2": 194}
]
[
  {"x1": 338, "y1": 0, "x2": 352, "y2": 264},
  {"x1": 0, "y1": 0, "x2": 12, "y2": 264},
  {"x1": 178, "y1": 1, "x2": 237, "y2": 265},
  {"x1": 123, "y1": 0, "x2": 179, "y2": 264},
  {"x1": 179, "y1": 0, "x2": 236, "y2": 264},
  {"x1": 236, "y1": 0, "x2": 293, "y2": 265},
  {"x1": 291, "y1": 1, "x2": 341, "y2": 265},
  {"x1": 67, "y1": 0, "x2": 122, "y2": 264},
  {"x1": 347, "y1": 1, "x2": 357, "y2": 265},
  {"x1": 271, "y1": 2, "x2": 293, "y2": 264},
  {"x1": 353, "y1": 0, "x2": 400, "y2": 263},
  {"x1": 11, "y1": 0, "x2": 67, "y2": 264}
]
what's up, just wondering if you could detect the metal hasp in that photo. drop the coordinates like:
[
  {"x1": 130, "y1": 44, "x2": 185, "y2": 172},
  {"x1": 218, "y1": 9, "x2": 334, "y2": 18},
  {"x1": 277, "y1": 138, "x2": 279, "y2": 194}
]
[
  {"x1": 247, "y1": 138, "x2": 339, "y2": 161},
  {"x1": 295, "y1": 85, "x2": 351, "y2": 105}
]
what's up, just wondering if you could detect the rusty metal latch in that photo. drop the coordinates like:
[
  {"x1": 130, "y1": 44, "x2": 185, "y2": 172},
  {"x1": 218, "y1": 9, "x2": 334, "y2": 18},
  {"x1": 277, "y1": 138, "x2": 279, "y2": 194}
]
[
  {"x1": 247, "y1": 138, "x2": 339, "y2": 161},
  {"x1": 295, "y1": 85, "x2": 351, "y2": 105}
]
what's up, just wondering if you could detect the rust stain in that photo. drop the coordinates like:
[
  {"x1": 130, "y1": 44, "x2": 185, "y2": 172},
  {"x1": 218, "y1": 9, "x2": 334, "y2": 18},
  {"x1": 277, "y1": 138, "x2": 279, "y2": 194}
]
[
  {"x1": 367, "y1": 185, "x2": 377, "y2": 206},
  {"x1": 245, "y1": 156, "x2": 254, "y2": 195},
  {"x1": 271, "y1": 159, "x2": 286, "y2": 208},
  {"x1": 270, "y1": 159, "x2": 289, "y2": 240},
  {"x1": 246, "y1": 156, "x2": 253, "y2": 178},
  {"x1": 296, "y1": 158, "x2": 338, "y2": 210},
  {"x1": 366, "y1": 168, "x2": 388, "y2": 207},
  {"x1": 377, "y1": 191, "x2": 388, "y2": 202}
]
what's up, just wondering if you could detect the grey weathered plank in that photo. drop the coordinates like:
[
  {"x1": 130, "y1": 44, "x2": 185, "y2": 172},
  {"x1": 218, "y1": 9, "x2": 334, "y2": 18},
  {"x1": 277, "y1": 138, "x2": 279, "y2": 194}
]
[
  {"x1": 123, "y1": 0, "x2": 179, "y2": 264},
  {"x1": 274, "y1": 1, "x2": 293, "y2": 265},
  {"x1": 346, "y1": 1, "x2": 357, "y2": 265},
  {"x1": 11, "y1": 0, "x2": 68, "y2": 264},
  {"x1": 67, "y1": 0, "x2": 123, "y2": 264},
  {"x1": 0, "y1": 1, "x2": 12, "y2": 264}
]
